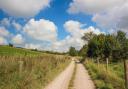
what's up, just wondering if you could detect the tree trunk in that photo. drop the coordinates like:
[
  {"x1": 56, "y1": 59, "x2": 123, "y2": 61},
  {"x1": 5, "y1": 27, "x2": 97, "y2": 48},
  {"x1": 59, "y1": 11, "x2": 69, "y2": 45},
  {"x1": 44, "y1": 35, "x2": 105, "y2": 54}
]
[
  {"x1": 106, "y1": 58, "x2": 109, "y2": 71},
  {"x1": 124, "y1": 60, "x2": 128, "y2": 89}
]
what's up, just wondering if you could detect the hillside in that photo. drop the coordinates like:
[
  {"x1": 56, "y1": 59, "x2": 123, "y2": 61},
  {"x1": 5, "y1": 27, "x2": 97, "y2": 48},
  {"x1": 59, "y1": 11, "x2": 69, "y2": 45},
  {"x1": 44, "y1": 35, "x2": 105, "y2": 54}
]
[
  {"x1": 0, "y1": 45, "x2": 42, "y2": 56},
  {"x1": 0, "y1": 45, "x2": 71, "y2": 89}
]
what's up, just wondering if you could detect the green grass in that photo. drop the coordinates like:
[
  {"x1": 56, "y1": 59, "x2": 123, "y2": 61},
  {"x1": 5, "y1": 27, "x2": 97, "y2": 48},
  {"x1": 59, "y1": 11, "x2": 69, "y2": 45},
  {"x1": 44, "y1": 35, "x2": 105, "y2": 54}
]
[
  {"x1": 0, "y1": 45, "x2": 71, "y2": 89},
  {"x1": 0, "y1": 45, "x2": 42, "y2": 56},
  {"x1": 84, "y1": 60, "x2": 125, "y2": 89}
]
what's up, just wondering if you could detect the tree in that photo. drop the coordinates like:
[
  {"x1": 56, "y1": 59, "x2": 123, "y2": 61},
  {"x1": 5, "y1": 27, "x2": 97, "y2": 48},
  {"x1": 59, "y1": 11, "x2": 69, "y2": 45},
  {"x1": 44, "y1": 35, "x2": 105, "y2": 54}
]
[
  {"x1": 81, "y1": 32, "x2": 96, "y2": 62},
  {"x1": 116, "y1": 31, "x2": 128, "y2": 88},
  {"x1": 69, "y1": 47, "x2": 78, "y2": 56},
  {"x1": 79, "y1": 45, "x2": 88, "y2": 62},
  {"x1": 103, "y1": 35, "x2": 113, "y2": 58},
  {"x1": 103, "y1": 35, "x2": 117, "y2": 69},
  {"x1": 8, "y1": 43, "x2": 13, "y2": 47},
  {"x1": 79, "y1": 45, "x2": 88, "y2": 57},
  {"x1": 87, "y1": 34, "x2": 105, "y2": 65},
  {"x1": 87, "y1": 36, "x2": 99, "y2": 58},
  {"x1": 116, "y1": 31, "x2": 128, "y2": 59},
  {"x1": 82, "y1": 32, "x2": 95, "y2": 42},
  {"x1": 87, "y1": 34, "x2": 118, "y2": 68}
]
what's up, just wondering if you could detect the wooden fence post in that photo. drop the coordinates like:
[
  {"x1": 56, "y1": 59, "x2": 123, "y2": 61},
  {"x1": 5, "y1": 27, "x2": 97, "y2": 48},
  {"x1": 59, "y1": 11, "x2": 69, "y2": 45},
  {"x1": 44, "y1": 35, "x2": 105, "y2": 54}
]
[
  {"x1": 106, "y1": 58, "x2": 109, "y2": 71},
  {"x1": 124, "y1": 60, "x2": 128, "y2": 89},
  {"x1": 19, "y1": 61, "x2": 24, "y2": 75}
]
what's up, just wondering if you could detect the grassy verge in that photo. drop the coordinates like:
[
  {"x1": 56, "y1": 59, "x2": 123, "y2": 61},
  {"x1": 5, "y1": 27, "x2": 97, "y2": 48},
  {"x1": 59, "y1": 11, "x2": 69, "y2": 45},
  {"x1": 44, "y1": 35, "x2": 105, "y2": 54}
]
[
  {"x1": 68, "y1": 62, "x2": 76, "y2": 89},
  {"x1": 84, "y1": 60, "x2": 125, "y2": 89},
  {"x1": 0, "y1": 48, "x2": 71, "y2": 89}
]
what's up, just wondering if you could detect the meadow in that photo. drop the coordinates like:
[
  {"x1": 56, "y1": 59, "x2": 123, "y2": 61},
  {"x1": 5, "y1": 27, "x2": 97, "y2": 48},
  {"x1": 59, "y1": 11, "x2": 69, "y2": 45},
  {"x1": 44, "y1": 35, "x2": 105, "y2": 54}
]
[
  {"x1": 0, "y1": 46, "x2": 71, "y2": 89},
  {"x1": 0, "y1": 46, "x2": 42, "y2": 56},
  {"x1": 84, "y1": 59, "x2": 125, "y2": 89}
]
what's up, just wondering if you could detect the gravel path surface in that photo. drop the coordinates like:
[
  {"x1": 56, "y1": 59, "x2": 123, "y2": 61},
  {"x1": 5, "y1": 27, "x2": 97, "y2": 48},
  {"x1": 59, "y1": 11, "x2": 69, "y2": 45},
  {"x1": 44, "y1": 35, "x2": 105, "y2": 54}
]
[
  {"x1": 44, "y1": 61, "x2": 75, "y2": 89},
  {"x1": 73, "y1": 63, "x2": 95, "y2": 89}
]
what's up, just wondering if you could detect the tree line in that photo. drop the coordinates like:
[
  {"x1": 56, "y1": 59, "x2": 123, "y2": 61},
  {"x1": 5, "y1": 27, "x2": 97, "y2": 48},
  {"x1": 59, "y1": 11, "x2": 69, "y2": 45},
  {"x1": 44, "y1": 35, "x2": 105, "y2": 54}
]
[{"x1": 69, "y1": 31, "x2": 128, "y2": 62}]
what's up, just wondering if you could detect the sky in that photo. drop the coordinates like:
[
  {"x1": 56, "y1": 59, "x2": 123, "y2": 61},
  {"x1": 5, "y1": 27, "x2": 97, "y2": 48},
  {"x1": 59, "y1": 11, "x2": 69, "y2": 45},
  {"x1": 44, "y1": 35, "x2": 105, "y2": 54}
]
[{"x1": 0, "y1": 0, "x2": 128, "y2": 52}]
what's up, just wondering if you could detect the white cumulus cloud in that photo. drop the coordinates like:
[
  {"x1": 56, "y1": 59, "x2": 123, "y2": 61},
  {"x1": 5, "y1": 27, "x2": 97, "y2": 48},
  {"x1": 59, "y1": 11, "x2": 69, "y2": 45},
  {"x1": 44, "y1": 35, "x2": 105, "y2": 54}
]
[
  {"x1": 92, "y1": 1, "x2": 128, "y2": 32},
  {"x1": 0, "y1": 0, "x2": 51, "y2": 18},
  {"x1": 68, "y1": 0, "x2": 128, "y2": 35},
  {"x1": 0, "y1": 36, "x2": 7, "y2": 45},
  {"x1": 22, "y1": 20, "x2": 103, "y2": 52},
  {"x1": 0, "y1": 18, "x2": 10, "y2": 26},
  {"x1": 12, "y1": 34, "x2": 24, "y2": 44},
  {"x1": 0, "y1": 27, "x2": 9, "y2": 37},
  {"x1": 23, "y1": 19, "x2": 57, "y2": 42},
  {"x1": 12, "y1": 21, "x2": 22, "y2": 31},
  {"x1": 68, "y1": 0, "x2": 124, "y2": 14},
  {"x1": 51, "y1": 20, "x2": 103, "y2": 52},
  {"x1": 25, "y1": 43, "x2": 41, "y2": 49}
]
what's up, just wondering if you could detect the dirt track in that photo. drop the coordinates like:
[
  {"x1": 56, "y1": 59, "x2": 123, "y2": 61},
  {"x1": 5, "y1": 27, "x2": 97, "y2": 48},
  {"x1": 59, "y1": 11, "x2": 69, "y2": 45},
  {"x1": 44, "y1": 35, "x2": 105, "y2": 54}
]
[
  {"x1": 73, "y1": 63, "x2": 95, "y2": 89},
  {"x1": 44, "y1": 61, "x2": 75, "y2": 89},
  {"x1": 44, "y1": 61, "x2": 95, "y2": 89}
]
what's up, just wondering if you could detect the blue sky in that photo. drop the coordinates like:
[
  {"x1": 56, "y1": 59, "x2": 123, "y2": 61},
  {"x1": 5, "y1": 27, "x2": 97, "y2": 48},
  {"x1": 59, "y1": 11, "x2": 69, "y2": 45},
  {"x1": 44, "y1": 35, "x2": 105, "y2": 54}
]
[
  {"x1": 35, "y1": 0, "x2": 96, "y2": 39},
  {"x1": 0, "y1": 0, "x2": 95, "y2": 40},
  {"x1": 0, "y1": 0, "x2": 127, "y2": 52}
]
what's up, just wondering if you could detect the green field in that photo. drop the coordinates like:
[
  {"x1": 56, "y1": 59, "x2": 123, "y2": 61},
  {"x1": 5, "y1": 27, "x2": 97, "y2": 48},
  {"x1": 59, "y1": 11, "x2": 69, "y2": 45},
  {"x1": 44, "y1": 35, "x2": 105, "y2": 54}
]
[
  {"x1": 0, "y1": 46, "x2": 71, "y2": 89},
  {"x1": 84, "y1": 60, "x2": 125, "y2": 89},
  {"x1": 0, "y1": 46, "x2": 42, "y2": 56}
]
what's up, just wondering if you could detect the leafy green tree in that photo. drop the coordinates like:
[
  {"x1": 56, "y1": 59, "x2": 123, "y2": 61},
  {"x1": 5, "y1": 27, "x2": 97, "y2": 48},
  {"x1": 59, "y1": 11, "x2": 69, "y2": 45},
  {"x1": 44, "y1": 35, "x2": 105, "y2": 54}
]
[
  {"x1": 116, "y1": 31, "x2": 128, "y2": 88},
  {"x1": 82, "y1": 32, "x2": 95, "y2": 42},
  {"x1": 103, "y1": 35, "x2": 118, "y2": 69},
  {"x1": 69, "y1": 47, "x2": 78, "y2": 56},
  {"x1": 87, "y1": 34, "x2": 106, "y2": 66},
  {"x1": 87, "y1": 34, "x2": 105, "y2": 58},
  {"x1": 116, "y1": 31, "x2": 128, "y2": 59},
  {"x1": 111, "y1": 31, "x2": 128, "y2": 60},
  {"x1": 79, "y1": 45, "x2": 88, "y2": 62},
  {"x1": 79, "y1": 45, "x2": 88, "y2": 57},
  {"x1": 103, "y1": 35, "x2": 113, "y2": 58},
  {"x1": 87, "y1": 34, "x2": 117, "y2": 68},
  {"x1": 8, "y1": 43, "x2": 13, "y2": 47},
  {"x1": 81, "y1": 32, "x2": 96, "y2": 62}
]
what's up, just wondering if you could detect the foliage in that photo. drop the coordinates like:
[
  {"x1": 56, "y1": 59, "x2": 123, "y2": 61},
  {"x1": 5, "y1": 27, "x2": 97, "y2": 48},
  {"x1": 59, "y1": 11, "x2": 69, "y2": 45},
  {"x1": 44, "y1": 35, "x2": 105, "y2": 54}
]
[
  {"x1": 116, "y1": 31, "x2": 128, "y2": 60},
  {"x1": 87, "y1": 34, "x2": 105, "y2": 58},
  {"x1": 111, "y1": 31, "x2": 128, "y2": 61},
  {"x1": 81, "y1": 31, "x2": 128, "y2": 89},
  {"x1": 81, "y1": 31, "x2": 128, "y2": 62},
  {"x1": 79, "y1": 45, "x2": 88, "y2": 57},
  {"x1": 82, "y1": 32, "x2": 96, "y2": 42},
  {"x1": 8, "y1": 43, "x2": 13, "y2": 47},
  {"x1": 69, "y1": 47, "x2": 78, "y2": 56},
  {"x1": 103, "y1": 35, "x2": 115, "y2": 58}
]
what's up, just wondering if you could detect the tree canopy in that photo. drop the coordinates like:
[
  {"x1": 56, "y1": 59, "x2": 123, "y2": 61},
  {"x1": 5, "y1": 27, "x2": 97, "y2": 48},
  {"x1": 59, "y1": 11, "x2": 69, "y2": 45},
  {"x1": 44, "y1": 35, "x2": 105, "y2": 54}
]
[
  {"x1": 69, "y1": 47, "x2": 78, "y2": 56},
  {"x1": 80, "y1": 31, "x2": 128, "y2": 62}
]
